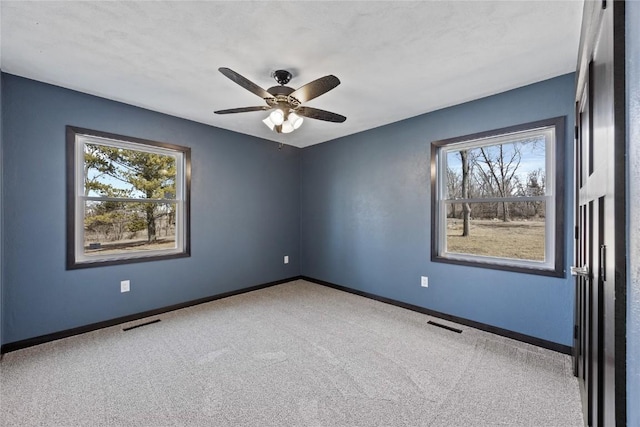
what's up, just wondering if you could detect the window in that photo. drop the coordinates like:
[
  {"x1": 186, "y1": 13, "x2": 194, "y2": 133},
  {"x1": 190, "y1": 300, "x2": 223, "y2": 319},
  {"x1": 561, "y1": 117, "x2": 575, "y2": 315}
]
[
  {"x1": 431, "y1": 117, "x2": 565, "y2": 276},
  {"x1": 66, "y1": 127, "x2": 190, "y2": 269}
]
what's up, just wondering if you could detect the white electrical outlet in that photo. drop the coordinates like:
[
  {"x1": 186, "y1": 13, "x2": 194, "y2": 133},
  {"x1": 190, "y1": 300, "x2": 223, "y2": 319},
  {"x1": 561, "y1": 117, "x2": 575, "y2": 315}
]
[
  {"x1": 421, "y1": 276, "x2": 429, "y2": 288},
  {"x1": 284, "y1": 255, "x2": 289, "y2": 264},
  {"x1": 121, "y1": 280, "x2": 130, "y2": 293}
]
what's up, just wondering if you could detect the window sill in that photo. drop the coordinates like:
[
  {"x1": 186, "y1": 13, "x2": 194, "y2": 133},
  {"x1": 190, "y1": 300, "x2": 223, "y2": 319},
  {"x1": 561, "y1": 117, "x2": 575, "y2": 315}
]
[{"x1": 431, "y1": 253, "x2": 566, "y2": 278}]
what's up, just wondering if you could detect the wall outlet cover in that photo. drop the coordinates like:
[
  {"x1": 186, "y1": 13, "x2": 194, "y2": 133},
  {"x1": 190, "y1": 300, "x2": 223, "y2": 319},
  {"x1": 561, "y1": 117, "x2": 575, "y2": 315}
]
[{"x1": 121, "y1": 280, "x2": 130, "y2": 293}]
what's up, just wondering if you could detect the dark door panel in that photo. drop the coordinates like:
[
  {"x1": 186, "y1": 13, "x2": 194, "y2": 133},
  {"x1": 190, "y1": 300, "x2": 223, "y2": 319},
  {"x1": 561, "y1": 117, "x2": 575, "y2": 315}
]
[{"x1": 573, "y1": 1, "x2": 625, "y2": 425}]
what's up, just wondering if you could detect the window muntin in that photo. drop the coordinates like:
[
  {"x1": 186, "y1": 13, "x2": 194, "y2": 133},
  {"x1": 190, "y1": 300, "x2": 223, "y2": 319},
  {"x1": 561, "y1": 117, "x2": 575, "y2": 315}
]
[
  {"x1": 431, "y1": 118, "x2": 565, "y2": 276},
  {"x1": 67, "y1": 127, "x2": 190, "y2": 269}
]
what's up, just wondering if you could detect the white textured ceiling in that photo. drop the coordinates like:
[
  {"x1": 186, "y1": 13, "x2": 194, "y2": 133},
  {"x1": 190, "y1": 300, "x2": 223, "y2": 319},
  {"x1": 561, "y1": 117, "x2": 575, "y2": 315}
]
[{"x1": 1, "y1": 1, "x2": 583, "y2": 148}]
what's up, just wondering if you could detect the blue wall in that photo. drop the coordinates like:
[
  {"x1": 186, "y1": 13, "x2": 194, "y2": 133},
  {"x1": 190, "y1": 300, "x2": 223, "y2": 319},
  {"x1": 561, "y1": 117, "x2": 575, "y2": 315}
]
[
  {"x1": 1, "y1": 73, "x2": 300, "y2": 344},
  {"x1": 300, "y1": 74, "x2": 576, "y2": 346},
  {"x1": 627, "y1": 0, "x2": 640, "y2": 423}
]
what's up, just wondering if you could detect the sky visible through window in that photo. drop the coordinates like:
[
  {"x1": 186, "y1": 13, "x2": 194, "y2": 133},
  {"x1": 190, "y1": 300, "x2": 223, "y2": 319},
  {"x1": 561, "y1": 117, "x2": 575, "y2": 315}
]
[{"x1": 445, "y1": 136, "x2": 546, "y2": 199}]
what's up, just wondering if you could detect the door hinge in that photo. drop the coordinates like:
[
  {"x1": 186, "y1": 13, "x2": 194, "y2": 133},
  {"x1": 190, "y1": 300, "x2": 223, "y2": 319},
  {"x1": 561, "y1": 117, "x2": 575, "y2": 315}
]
[
  {"x1": 600, "y1": 244, "x2": 607, "y2": 282},
  {"x1": 602, "y1": 0, "x2": 607, "y2": 10},
  {"x1": 574, "y1": 325, "x2": 579, "y2": 339},
  {"x1": 574, "y1": 125, "x2": 579, "y2": 140},
  {"x1": 575, "y1": 225, "x2": 579, "y2": 240}
]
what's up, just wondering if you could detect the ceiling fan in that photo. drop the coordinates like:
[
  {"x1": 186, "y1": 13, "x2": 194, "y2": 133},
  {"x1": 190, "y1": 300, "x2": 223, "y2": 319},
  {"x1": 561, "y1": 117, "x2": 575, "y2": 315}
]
[{"x1": 214, "y1": 67, "x2": 346, "y2": 134}]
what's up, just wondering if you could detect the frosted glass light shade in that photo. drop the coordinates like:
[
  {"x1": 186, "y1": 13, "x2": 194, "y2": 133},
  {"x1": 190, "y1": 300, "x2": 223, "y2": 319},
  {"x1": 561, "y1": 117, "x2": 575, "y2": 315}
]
[
  {"x1": 288, "y1": 112, "x2": 304, "y2": 130},
  {"x1": 269, "y1": 109, "x2": 285, "y2": 126},
  {"x1": 262, "y1": 116, "x2": 276, "y2": 130},
  {"x1": 281, "y1": 121, "x2": 294, "y2": 134}
]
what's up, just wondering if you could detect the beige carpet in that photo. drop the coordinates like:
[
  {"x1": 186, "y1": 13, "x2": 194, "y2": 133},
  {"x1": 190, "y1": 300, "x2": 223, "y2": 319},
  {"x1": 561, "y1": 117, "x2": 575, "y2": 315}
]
[{"x1": 0, "y1": 280, "x2": 583, "y2": 426}]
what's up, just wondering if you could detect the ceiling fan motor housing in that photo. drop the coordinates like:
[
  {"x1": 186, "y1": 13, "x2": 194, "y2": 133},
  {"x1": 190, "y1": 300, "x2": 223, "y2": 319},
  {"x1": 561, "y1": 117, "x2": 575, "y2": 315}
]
[{"x1": 266, "y1": 86, "x2": 301, "y2": 109}]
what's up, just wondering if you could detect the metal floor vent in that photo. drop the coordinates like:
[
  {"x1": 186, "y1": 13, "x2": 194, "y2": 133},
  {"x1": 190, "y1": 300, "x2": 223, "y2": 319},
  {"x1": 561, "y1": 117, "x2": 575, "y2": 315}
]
[
  {"x1": 428, "y1": 320, "x2": 462, "y2": 334},
  {"x1": 123, "y1": 319, "x2": 161, "y2": 331}
]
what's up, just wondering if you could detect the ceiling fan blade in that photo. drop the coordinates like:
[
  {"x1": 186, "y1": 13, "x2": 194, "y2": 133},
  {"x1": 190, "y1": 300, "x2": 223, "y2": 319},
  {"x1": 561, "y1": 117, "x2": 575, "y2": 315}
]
[
  {"x1": 218, "y1": 67, "x2": 273, "y2": 100},
  {"x1": 214, "y1": 106, "x2": 272, "y2": 114},
  {"x1": 289, "y1": 75, "x2": 340, "y2": 103},
  {"x1": 296, "y1": 106, "x2": 346, "y2": 123}
]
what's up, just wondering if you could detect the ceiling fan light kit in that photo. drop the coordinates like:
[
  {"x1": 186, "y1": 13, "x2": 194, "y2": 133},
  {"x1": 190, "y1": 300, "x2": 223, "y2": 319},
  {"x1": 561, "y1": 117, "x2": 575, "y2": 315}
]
[
  {"x1": 263, "y1": 109, "x2": 304, "y2": 134},
  {"x1": 214, "y1": 67, "x2": 346, "y2": 135}
]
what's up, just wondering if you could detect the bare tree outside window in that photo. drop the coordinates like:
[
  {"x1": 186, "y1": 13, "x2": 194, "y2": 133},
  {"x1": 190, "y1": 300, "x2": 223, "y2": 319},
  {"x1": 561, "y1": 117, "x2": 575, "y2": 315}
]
[
  {"x1": 445, "y1": 138, "x2": 546, "y2": 259},
  {"x1": 460, "y1": 150, "x2": 472, "y2": 237}
]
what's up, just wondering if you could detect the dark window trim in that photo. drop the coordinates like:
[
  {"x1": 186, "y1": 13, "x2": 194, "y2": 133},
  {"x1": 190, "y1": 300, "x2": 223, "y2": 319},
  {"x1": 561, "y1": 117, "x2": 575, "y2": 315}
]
[
  {"x1": 430, "y1": 116, "x2": 566, "y2": 278},
  {"x1": 66, "y1": 126, "x2": 191, "y2": 270}
]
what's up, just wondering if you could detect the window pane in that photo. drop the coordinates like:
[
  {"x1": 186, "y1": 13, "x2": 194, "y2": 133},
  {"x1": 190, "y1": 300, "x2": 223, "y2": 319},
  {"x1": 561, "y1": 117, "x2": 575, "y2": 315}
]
[
  {"x1": 445, "y1": 138, "x2": 546, "y2": 200},
  {"x1": 83, "y1": 201, "x2": 177, "y2": 256},
  {"x1": 446, "y1": 201, "x2": 545, "y2": 261},
  {"x1": 84, "y1": 143, "x2": 177, "y2": 199}
]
